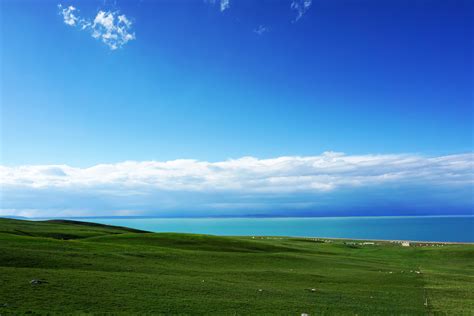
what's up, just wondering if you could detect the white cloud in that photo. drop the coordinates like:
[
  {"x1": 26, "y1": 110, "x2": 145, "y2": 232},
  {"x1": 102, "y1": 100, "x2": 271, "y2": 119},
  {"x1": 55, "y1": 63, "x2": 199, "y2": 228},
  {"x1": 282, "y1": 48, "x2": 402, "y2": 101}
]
[
  {"x1": 254, "y1": 25, "x2": 269, "y2": 36},
  {"x1": 291, "y1": 0, "x2": 313, "y2": 22},
  {"x1": 2, "y1": 152, "x2": 473, "y2": 217},
  {"x1": 205, "y1": 0, "x2": 230, "y2": 12},
  {"x1": 220, "y1": 0, "x2": 230, "y2": 12},
  {"x1": 1, "y1": 152, "x2": 472, "y2": 193},
  {"x1": 91, "y1": 11, "x2": 135, "y2": 50},
  {"x1": 58, "y1": 4, "x2": 135, "y2": 50},
  {"x1": 58, "y1": 4, "x2": 79, "y2": 26}
]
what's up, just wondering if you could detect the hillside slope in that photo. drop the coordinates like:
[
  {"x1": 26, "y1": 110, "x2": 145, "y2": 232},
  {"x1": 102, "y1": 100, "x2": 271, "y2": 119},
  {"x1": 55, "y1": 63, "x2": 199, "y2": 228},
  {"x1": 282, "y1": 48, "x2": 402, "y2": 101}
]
[
  {"x1": 0, "y1": 218, "x2": 147, "y2": 240},
  {"x1": 0, "y1": 218, "x2": 472, "y2": 314}
]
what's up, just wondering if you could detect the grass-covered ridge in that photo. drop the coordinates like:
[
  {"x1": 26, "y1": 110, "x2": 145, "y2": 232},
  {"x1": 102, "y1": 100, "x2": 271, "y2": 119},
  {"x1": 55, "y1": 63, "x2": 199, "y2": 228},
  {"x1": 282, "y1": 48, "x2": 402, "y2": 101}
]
[
  {"x1": 0, "y1": 218, "x2": 472, "y2": 315},
  {"x1": 0, "y1": 218, "x2": 147, "y2": 240}
]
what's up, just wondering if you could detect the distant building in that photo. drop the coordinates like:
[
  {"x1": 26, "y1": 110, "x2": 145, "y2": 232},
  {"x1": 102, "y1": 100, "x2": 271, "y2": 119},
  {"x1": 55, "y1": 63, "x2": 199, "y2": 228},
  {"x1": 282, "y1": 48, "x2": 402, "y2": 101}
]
[{"x1": 401, "y1": 241, "x2": 410, "y2": 247}]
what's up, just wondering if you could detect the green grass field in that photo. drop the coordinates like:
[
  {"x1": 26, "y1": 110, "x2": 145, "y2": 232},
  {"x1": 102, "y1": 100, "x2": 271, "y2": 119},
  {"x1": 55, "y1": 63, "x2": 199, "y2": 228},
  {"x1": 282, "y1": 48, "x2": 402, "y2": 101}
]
[{"x1": 0, "y1": 218, "x2": 472, "y2": 315}]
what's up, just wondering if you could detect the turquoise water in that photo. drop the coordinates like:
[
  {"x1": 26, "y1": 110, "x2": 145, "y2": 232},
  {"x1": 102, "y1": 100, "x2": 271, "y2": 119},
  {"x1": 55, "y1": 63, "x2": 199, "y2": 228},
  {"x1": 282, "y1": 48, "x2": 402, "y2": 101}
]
[{"x1": 76, "y1": 216, "x2": 474, "y2": 242}]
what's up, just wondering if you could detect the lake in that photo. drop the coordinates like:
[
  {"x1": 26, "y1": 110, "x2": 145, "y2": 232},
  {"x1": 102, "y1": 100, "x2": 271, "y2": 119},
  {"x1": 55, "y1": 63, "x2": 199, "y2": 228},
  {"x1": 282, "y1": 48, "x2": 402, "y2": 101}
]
[{"x1": 73, "y1": 216, "x2": 474, "y2": 242}]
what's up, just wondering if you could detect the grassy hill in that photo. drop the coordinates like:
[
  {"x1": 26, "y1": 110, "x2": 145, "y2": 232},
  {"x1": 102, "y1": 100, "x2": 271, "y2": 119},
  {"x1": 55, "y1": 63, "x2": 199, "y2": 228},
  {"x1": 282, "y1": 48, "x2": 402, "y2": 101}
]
[{"x1": 0, "y1": 218, "x2": 472, "y2": 314}]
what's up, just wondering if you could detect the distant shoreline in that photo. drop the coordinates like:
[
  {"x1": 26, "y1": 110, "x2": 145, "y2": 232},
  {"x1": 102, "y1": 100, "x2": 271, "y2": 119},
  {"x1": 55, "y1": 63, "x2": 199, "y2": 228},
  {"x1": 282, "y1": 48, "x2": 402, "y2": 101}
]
[
  {"x1": 283, "y1": 236, "x2": 474, "y2": 245},
  {"x1": 1, "y1": 216, "x2": 473, "y2": 244},
  {"x1": 4, "y1": 214, "x2": 474, "y2": 220}
]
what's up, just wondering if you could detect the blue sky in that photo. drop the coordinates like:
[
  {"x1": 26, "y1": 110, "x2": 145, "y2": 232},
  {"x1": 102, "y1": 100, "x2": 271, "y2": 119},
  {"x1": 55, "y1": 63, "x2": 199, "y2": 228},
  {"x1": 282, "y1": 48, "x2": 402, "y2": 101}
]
[{"x1": 0, "y1": 0, "x2": 473, "y2": 217}]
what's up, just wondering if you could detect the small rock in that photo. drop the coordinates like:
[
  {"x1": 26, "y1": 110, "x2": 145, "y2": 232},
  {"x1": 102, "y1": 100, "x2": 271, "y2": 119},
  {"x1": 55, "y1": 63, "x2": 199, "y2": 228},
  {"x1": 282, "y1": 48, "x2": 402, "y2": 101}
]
[
  {"x1": 30, "y1": 279, "x2": 47, "y2": 285},
  {"x1": 258, "y1": 289, "x2": 263, "y2": 292},
  {"x1": 301, "y1": 313, "x2": 309, "y2": 316}
]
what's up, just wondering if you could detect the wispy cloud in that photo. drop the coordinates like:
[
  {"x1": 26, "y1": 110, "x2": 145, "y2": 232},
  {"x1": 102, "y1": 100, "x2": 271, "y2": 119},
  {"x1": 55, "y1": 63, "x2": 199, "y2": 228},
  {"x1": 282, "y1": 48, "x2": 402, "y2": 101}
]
[
  {"x1": 220, "y1": 0, "x2": 230, "y2": 12},
  {"x1": 205, "y1": 0, "x2": 312, "y2": 23},
  {"x1": 58, "y1": 4, "x2": 135, "y2": 50},
  {"x1": 291, "y1": 0, "x2": 313, "y2": 22},
  {"x1": 254, "y1": 25, "x2": 269, "y2": 36},
  {"x1": 205, "y1": 0, "x2": 230, "y2": 12}
]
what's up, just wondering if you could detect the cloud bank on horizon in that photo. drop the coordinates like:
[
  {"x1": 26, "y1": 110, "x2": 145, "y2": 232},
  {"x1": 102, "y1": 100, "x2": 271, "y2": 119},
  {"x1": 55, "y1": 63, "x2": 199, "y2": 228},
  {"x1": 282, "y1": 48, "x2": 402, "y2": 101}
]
[{"x1": 1, "y1": 152, "x2": 472, "y2": 218}]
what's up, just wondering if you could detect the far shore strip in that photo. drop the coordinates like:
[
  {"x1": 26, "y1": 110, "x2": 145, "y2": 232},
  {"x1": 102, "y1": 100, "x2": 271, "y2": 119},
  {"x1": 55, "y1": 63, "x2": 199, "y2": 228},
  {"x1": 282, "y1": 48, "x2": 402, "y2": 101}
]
[{"x1": 246, "y1": 236, "x2": 472, "y2": 245}]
